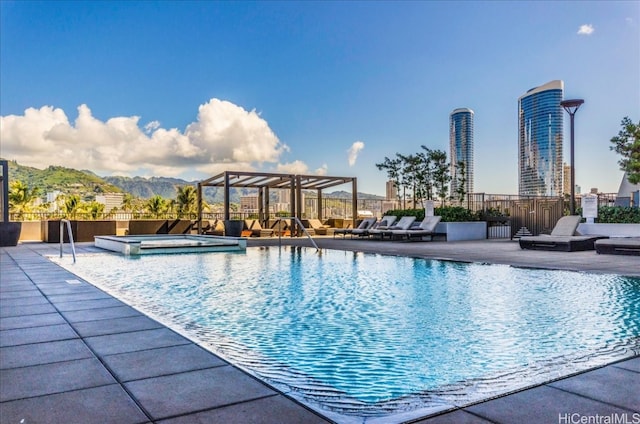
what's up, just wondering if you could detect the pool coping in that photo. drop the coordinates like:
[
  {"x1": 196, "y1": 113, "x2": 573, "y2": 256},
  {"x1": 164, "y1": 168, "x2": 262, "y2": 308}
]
[{"x1": 1, "y1": 239, "x2": 639, "y2": 423}]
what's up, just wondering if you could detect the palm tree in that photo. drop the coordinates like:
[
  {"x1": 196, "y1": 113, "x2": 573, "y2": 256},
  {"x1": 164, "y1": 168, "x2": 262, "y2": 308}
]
[
  {"x1": 9, "y1": 180, "x2": 41, "y2": 220},
  {"x1": 63, "y1": 195, "x2": 81, "y2": 219},
  {"x1": 146, "y1": 195, "x2": 167, "y2": 218},
  {"x1": 175, "y1": 185, "x2": 198, "y2": 218}
]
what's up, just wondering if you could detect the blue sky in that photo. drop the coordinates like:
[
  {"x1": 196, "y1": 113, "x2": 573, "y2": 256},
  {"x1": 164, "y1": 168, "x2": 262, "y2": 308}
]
[{"x1": 1, "y1": 1, "x2": 638, "y2": 196}]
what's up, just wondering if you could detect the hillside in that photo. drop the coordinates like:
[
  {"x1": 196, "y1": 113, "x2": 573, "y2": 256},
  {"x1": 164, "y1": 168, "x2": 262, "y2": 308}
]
[
  {"x1": 6, "y1": 160, "x2": 122, "y2": 200},
  {"x1": 4, "y1": 160, "x2": 383, "y2": 203}
]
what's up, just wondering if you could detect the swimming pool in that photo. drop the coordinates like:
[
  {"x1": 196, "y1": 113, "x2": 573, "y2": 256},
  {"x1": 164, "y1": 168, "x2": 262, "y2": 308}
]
[{"x1": 51, "y1": 247, "x2": 640, "y2": 423}]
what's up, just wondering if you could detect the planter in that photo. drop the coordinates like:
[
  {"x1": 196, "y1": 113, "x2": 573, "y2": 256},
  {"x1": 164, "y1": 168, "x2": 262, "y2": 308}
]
[
  {"x1": 128, "y1": 220, "x2": 169, "y2": 235},
  {"x1": 435, "y1": 221, "x2": 487, "y2": 241},
  {"x1": 224, "y1": 220, "x2": 244, "y2": 237},
  {"x1": 0, "y1": 222, "x2": 22, "y2": 246},
  {"x1": 43, "y1": 220, "x2": 116, "y2": 243},
  {"x1": 577, "y1": 223, "x2": 640, "y2": 238}
]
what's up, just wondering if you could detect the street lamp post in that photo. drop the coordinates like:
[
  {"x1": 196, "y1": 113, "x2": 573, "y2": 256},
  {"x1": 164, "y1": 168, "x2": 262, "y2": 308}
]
[{"x1": 560, "y1": 99, "x2": 584, "y2": 215}]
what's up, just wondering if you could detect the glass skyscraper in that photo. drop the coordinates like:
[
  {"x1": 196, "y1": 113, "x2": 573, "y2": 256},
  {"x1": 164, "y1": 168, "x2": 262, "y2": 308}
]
[
  {"x1": 518, "y1": 80, "x2": 564, "y2": 196},
  {"x1": 449, "y1": 108, "x2": 474, "y2": 196}
]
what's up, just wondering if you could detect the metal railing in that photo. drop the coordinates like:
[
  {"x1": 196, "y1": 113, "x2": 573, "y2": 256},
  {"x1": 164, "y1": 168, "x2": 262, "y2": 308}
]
[
  {"x1": 275, "y1": 216, "x2": 319, "y2": 251},
  {"x1": 59, "y1": 219, "x2": 76, "y2": 263}
]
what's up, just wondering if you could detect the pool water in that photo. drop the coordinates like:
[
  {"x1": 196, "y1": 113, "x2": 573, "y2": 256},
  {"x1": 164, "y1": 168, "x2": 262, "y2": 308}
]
[{"x1": 52, "y1": 247, "x2": 640, "y2": 422}]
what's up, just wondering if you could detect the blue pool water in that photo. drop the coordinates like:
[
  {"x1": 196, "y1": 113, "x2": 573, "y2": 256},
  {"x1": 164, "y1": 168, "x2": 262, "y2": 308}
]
[{"x1": 52, "y1": 247, "x2": 640, "y2": 423}]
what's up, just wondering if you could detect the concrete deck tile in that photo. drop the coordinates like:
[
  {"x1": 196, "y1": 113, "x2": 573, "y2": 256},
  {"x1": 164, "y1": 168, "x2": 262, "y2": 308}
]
[
  {"x1": 413, "y1": 409, "x2": 494, "y2": 423},
  {"x1": 0, "y1": 384, "x2": 149, "y2": 424},
  {"x1": 0, "y1": 295, "x2": 50, "y2": 307},
  {"x1": 0, "y1": 303, "x2": 57, "y2": 318},
  {"x1": 0, "y1": 282, "x2": 35, "y2": 292},
  {"x1": 103, "y1": 343, "x2": 226, "y2": 382},
  {"x1": 46, "y1": 290, "x2": 113, "y2": 303},
  {"x1": 60, "y1": 304, "x2": 142, "y2": 323},
  {"x1": 0, "y1": 357, "x2": 116, "y2": 401},
  {"x1": 549, "y1": 365, "x2": 640, "y2": 411},
  {"x1": 0, "y1": 339, "x2": 94, "y2": 369},
  {"x1": 84, "y1": 328, "x2": 190, "y2": 356},
  {"x1": 612, "y1": 357, "x2": 640, "y2": 373},
  {"x1": 0, "y1": 323, "x2": 78, "y2": 347},
  {"x1": 72, "y1": 315, "x2": 164, "y2": 337},
  {"x1": 465, "y1": 385, "x2": 632, "y2": 423},
  {"x1": 0, "y1": 289, "x2": 42, "y2": 300},
  {"x1": 157, "y1": 394, "x2": 330, "y2": 424},
  {"x1": 125, "y1": 366, "x2": 276, "y2": 420},
  {"x1": 53, "y1": 297, "x2": 127, "y2": 311},
  {"x1": 0, "y1": 312, "x2": 66, "y2": 331},
  {"x1": 36, "y1": 284, "x2": 98, "y2": 296}
]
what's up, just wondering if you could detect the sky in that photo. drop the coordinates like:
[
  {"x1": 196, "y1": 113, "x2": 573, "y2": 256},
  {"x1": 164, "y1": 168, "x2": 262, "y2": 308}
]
[{"x1": 1, "y1": 1, "x2": 638, "y2": 196}]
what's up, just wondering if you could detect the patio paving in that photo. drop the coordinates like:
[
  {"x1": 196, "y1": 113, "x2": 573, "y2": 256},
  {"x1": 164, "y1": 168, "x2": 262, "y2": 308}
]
[{"x1": 1, "y1": 239, "x2": 638, "y2": 423}]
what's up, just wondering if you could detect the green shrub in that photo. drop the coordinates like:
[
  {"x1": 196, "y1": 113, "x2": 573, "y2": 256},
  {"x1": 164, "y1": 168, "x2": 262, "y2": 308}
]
[{"x1": 578, "y1": 206, "x2": 640, "y2": 223}]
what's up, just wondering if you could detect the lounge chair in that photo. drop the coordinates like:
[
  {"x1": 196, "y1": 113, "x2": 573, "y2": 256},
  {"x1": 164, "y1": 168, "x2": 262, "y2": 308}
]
[
  {"x1": 595, "y1": 237, "x2": 640, "y2": 256},
  {"x1": 389, "y1": 216, "x2": 442, "y2": 241},
  {"x1": 203, "y1": 219, "x2": 225, "y2": 236},
  {"x1": 334, "y1": 217, "x2": 377, "y2": 238},
  {"x1": 369, "y1": 216, "x2": 416, "y2": 239},
  {"x1": 350, "y1": 215, "x2": 397, "y2": 238},
  {"x1": 244, "y1": 219, "x2": 274, "y2": 237},
  {"x1": 306, "y1": 219, "x2": 335, "y2": 236},
  {"x1": 519, "y1": 216, "x2": 606, "y2": 252}
]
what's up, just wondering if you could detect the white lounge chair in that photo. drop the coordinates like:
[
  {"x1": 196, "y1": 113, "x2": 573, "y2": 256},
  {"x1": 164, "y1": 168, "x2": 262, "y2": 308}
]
[
  {"x1": 334, "y1": 217, "x2": 377, "y2": 238},
  {"x1": 390, "y1": 216, "x2": 442, "y2": 241},
  {"x1": 519, "y1": 215, "x2": 606, "y2": 251},
  {"x1": 369, "y1": 216, "x2": 416, "y2": 239}
]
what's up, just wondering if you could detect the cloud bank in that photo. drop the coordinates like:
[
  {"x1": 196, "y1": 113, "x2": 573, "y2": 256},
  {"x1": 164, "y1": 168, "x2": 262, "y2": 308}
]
[
  {"x1": 0, "y1": 99, "x2": 323, "y2": 179},
  {"x1": 577, "y1": 24, "x2": 594, "y2": 35},
  {"x1": 347, "y1": 141, "x2": 365, "y2": 166}
]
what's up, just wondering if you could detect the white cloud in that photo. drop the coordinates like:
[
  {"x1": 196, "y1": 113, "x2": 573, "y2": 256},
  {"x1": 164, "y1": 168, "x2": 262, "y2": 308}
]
[
  {"x1": 347, "y1": 141, "x2": 365, "y2": 166},
  {"x1": 0, "y1": 99, "x2": 303, "y2": 179},
  {"x1": 577, "y1": 24, "x2": 594, "y2": 35},
  {"x1": 143, "y1": 120, "x2": 161, "y2": 134},
  {"x1": 315, "y1": 164, "x2": 328, "y2": 175},
  {"x1": 276, "y1": 160, "x2": 309, "y2": 174}
]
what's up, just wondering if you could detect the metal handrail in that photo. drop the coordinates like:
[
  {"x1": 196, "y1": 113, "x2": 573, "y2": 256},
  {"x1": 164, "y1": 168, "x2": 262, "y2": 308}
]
[
  {"x1": 275, "y1": 217, "x2": 319, "y2": 251},
  {"x1": 59, "y1": 219, "x2": 76, "y2": 263}
]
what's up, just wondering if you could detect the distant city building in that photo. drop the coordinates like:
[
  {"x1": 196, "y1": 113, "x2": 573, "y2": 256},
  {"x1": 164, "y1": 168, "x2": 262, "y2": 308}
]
[
  {"x1": 95, "y1": 193, "x2": 124, "y2": 211},
  {"x1": 518, "y1": 80, "x2": 564, "y2": 196},
  {"x1": 562, "y1": 163, "x2": 572, "y2": 195},
  {"x1": 449, "y1": 108, "x2": 475, "y2": 196},
  {"x1": 385, "y1": 180, "x2": 397, "y2": 201},
  {"x1": 240, "y1": 195, "x2": 259, "y2": 213}
]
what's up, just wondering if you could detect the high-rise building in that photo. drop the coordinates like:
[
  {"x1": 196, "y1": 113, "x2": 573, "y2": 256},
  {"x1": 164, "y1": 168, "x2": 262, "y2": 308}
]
[
  {"x1": 518, "y1": 80, "x2": 564, "y2": 196},
  {"x1": 385, "y1": 180, "x2": 397, "y2": 201},
  {"x1": 449, "y1": 108, "x2": 474, "y2": 196}
]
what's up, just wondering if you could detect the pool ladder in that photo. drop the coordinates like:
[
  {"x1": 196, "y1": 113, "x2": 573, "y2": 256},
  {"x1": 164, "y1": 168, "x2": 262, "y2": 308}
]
[
  {"x1": 275, "y1": 217, "x2": 319, "y2": 251},
  {"x1": 59, "y1": 219, "x2": 76, "y2": 263}
]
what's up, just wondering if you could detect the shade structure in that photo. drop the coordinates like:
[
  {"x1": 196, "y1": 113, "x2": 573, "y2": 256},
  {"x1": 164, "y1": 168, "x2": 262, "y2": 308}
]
[{"x1": 196, "y1": 171, "x2": 357, "y2": 236}]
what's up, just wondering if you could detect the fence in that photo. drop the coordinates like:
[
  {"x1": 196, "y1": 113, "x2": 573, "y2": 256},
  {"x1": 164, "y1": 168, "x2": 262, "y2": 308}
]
[{"x1": 9, "y1": 192, "x2": 620, "y2": 239}]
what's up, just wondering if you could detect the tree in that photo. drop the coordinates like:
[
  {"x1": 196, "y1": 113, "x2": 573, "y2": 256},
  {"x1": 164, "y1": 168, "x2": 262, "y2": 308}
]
[
  {"x1": 63, "y1": 195, "x2": 81, "y2": 219},
  {"x1": 375, "y1": 156, "x2": 403, "y2": 204},
  {"x1": 176, "y1": 185, "x2": 198, "y2": 218},
  {"x1": 8, "y1": 180, "x2": 41, "y2": 219},
  {"x1": 429, "y1": 149, "x2": 451, "y2": 203},
  {"x1": 146, "y1": 195, "x2": 167, "y2": 218},
  {"x1": 453, "y1": 161, "x2": 467, "y2": 203},
  {"x1": 86, "y1": 201, "x2": 105, "y2": 219},
  {"x1": 610, "y1": 117, "x2": 640, "y2": 184}
]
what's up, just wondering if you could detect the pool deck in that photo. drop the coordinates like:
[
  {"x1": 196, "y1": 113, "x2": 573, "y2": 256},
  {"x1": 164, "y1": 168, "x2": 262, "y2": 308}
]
[{"x1": 1, "y1": 239, "x2": 638, "y2": 424}]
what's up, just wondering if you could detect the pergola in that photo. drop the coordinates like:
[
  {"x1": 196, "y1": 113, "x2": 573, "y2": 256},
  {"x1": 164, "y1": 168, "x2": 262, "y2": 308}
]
[{"x1": 196, "y1": 170, "x2": 357, "y2": 234}]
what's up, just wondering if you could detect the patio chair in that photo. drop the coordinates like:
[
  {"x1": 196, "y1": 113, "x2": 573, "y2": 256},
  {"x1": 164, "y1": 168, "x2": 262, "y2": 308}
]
[
  {"x1": 244, "y1": 219, "x2": 274, "y2": 237},
  {"x1": 306, "y1": 218, "x2": 335, "y2": 236},
  {"x1": 519, "y1": 215, "x2": 606, "y2": 252},
  {"x1": 595, "y1": 237, "x2": 640, "y2": 256},
  {"x1": 369, "y1": 216, "x2": 416, "y2": 239},
  {"x1": 334, "y1": 217, "x2": 377, "y2": 238},
  {"x1": 390, "y1": 216, "x2": 442, "y2": 241}
]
